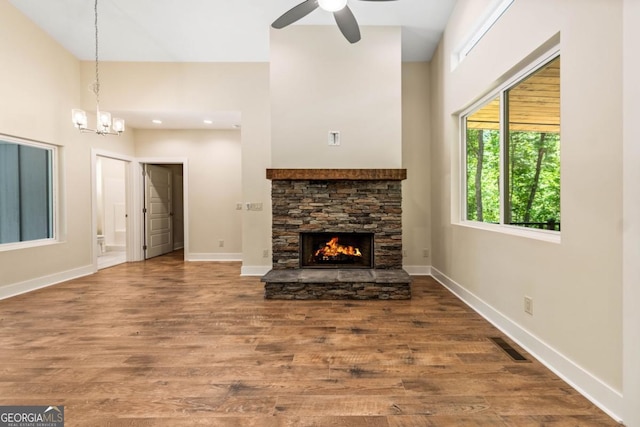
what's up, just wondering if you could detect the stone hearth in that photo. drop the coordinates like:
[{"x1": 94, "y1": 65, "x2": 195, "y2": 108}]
[{"x1": 262, "y1": 168, "x2": 411, "y2": 300}]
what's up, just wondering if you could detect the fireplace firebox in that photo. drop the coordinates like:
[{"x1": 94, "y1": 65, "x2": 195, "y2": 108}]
[{"x1": 300, "y1": 232, "x2": 374, "y2": 269}]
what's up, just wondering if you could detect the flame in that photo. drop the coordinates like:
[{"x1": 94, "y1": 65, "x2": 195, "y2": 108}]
[{"x1": 314, "y1": 237, "x2": 362, "y2": 258}]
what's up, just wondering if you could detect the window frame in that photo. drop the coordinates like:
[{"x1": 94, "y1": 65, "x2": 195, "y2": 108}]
[
  {"x1": 459, "y1": 47, "x2": 561, "y2": 243},
  {"x1": 0, "y1": 134, "x2": 59, "y2": 251}
]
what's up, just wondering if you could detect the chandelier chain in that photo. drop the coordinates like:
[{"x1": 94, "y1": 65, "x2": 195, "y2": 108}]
[
  {"x1": 71, "y1": 0, "x2": 124, "y2": 135},
  {"x1": 94, "y1": 0, "x2": 100, "y2": 107}
]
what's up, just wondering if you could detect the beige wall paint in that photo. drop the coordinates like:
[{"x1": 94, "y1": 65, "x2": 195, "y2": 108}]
[
  {"x1": 0, "y1": 1, "x2": 135, "y2": 291},
  {"x1": 431, "y1": 0, "x2": 623, "y2": 408},
  {"x1": 402, "y1": 63, "x2": 431, "y2": 270},
  {"x1": 270, "y1": 26, "x2": 402, "y2": 168},
  {"x1": 78, "y1": 61, "x2": 272, "y2": 268},
  {"x1": 135, "y1": 129, "x2": 242, "y2": 256}
]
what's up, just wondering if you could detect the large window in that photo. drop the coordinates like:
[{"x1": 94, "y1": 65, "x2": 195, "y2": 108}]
[
  {"x1": 0, "y1": 135, "x2": 56, "y2": 247},
  {"x1": 463, "y1": 53, "x2": 560, "y2": 234}
]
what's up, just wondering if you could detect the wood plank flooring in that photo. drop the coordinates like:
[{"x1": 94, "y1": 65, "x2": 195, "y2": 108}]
[{"x1": 0, "y1": 251, "x2": 619, "y2": 426}]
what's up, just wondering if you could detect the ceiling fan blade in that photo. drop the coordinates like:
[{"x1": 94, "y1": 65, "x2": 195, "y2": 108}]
[
  {"x1": 272, "y1": 0, "x2": 319, "y2": 29},
  {"x1": 333, "y1": 5, "x2": 361, "y2": 43}
]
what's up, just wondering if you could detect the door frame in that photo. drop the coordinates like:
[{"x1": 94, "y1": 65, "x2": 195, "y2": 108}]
[
  {"x1": 91, "y1": 149, "x2": 136, "y2": 270},
  {"x1": 136, "y1": 157, "x2": 188, "y2": 261}
]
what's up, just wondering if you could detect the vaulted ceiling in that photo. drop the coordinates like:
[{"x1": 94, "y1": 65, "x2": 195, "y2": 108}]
[
  {"x1": 8, "y1": 0, "x2": 458, "y2": 130},
  {"x1": 8, "y1": 0, "x2": 457, "y2": 63}
]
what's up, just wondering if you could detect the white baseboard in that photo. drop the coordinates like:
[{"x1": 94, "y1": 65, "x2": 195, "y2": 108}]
[
  {"x1": 0, "y1": 265, "x2": 95, "y2": 301},
  {"x1": 404, "y1": 265, "x2": 431, "y2": 275},
  {"x1": 186, "y1": 252, "x2": 242, "y2": 262},
  {"x1": 430, "y1": 267, "x2": 624, "y2": 423},
  {"x1": 241, "y1": 265, "x2": 271, "y2": 276}
]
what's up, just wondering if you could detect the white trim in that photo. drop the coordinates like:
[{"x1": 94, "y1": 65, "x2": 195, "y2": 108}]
[
  {"x1": 403, "y1": 265, "x2": 431, "y2": 276},
  {"x1": 622, "y1": 1, "x2": 640, "y2": 423},
  {"x1": 429, "y1": 267, "x2": 623, "y2": 423},
  {"x1": 0, "y1": 238, "x2": 59, "y2": 253},
  {"x1": 452, "y1": 0, "x2": 515, "y2": 70},
  {"x1": 186, "y1": 252, "x2": 242, "y2": 262},
  {"x1": 456, "y1": 221, "x2": 561, "y2": 244},
  {"x1": 0, "y1": 133, "x2": 59, "y2": 250},
  {"x1": 0, "y1": 265, "x2": 94, "y2": 301},
  {"x1": 457, "y1": 46, "x2": 561, "y2": 242},
  {"x1": 240, "y1": 266, "x2": 271, "y2": 276}
]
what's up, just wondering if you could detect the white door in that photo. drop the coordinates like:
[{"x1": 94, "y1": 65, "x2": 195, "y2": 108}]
[{"x1": 144, "y1": 164, "x2": 173, "y2": 259}]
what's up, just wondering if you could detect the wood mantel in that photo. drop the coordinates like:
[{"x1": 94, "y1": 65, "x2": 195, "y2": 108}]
[{"x1": 266, "y1": 168, "x2": 407, "y2": 181}]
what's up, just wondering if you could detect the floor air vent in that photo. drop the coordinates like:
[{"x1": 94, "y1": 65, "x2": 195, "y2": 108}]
[{"x1": 489, "y1": 337, "x2": 529, "y2": 362}]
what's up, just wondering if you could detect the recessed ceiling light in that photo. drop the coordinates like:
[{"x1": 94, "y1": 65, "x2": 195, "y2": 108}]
[
  {"x1": 203, "y1": 119, "x2": 213, "y2": 124},
  {"x1": 152, "y1": 119, "x2": 162, "y2": 124}
]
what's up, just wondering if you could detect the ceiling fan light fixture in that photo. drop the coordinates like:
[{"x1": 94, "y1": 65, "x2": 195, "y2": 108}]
[{"x1": 318, "y1": 0, "x2": 348, "y2": 12}]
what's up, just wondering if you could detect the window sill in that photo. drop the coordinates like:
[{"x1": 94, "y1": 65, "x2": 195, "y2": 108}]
[
  {"x1": 455, "y1": 221, "x2": 561, "y2": 244},
  {"x1": 0, "y1": 238, "x2": 60, "y2": 252}
]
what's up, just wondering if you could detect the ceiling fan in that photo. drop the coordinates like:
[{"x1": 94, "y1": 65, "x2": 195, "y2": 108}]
[{"x1": 272, "y1": 0, "x2": 397, "y2": 44}]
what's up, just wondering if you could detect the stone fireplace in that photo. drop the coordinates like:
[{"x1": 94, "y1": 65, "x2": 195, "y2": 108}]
[{"x1": 261, "y1": 169, "x2": 411, "y2": 300}]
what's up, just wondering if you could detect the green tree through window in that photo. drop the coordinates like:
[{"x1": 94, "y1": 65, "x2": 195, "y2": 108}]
[{"x1": 463, "y1": 54, "x2": 560, "y2": 232}]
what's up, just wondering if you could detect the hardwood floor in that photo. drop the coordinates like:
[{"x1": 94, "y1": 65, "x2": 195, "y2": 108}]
[{"x1": 0, "y1": 251, "x2": 619, "y2": 426}]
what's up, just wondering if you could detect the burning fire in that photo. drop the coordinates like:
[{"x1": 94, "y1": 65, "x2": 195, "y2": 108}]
[{"x1": 314, "y1": 237, "x2": 362, "y2": 258}]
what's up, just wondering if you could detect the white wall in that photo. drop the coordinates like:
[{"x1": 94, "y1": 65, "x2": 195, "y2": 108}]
[
  {"x1": 430, "y1": 0, "x2": 624, "y2": 420},
  {"x1": 135, "y1": 129, "x2": 242, "y2": 259},
  {"x1": 270, "y1": 26, "x2": 402, "y2": 168}
]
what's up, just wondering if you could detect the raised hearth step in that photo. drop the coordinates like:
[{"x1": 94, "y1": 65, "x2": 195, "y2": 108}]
[
  {"x1": 261, "y1": 269, "x2": 411, "y2": 284},
  {"x1": 261, "y1": 269, "x2": 411, "y2": 300}
]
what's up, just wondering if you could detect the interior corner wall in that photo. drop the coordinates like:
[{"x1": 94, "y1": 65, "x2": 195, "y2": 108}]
[
  {"x1": 622, "y1": 0, "x2": 640, "y2": 424},
  {"x1": 0, "y1": 1, "x2": 136, "y2": 296},
  {"x1": 401, "y1": 62, "x2": 431, "y2": 271},
  {"x1": 270, "y1": 26, "x2": 402, "y2": 168},
  {"x1": 430, "y1": 0, "x2": 623, "y2": 419},
  {"x1": 134, "y1": 129, "x2": 242, "y2": 259}
]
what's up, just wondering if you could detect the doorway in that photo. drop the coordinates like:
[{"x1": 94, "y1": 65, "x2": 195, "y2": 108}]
[
  {"x1": 95, "y1": 155, "x2": 129, "y2": 269},
  {"x1": 143, "y1": 163, "x2": 184, "y2": 259}
]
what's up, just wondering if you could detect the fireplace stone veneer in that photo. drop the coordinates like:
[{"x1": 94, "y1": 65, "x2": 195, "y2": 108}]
[{"x1": 261, "y1": 169, "x2": 411, "y2": 300}]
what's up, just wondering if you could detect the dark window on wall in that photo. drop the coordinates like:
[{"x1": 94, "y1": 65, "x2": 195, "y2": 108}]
[
  {"x1": 463, "y1": 53, "x2": 560, "y2": 233},
  {"x1": 0, "y1": 137, "x2": 54, "y2": 245}
]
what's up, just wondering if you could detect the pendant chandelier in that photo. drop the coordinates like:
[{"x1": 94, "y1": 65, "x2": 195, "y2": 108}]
[{"x1": 71, "y1": 0, "x2": 124, "y2": 136}]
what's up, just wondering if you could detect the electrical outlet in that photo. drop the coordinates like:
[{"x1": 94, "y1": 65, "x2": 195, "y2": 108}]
[
  {"x1": 422, "y1": 249, "x2": 429, "y2": 258},
  {"x1": 263, "y1": 249, "x2": 269, "y2": 258},
  {"x1": 524, "y1": 296, "x2": 533, "y2": 315},
  {"x1": 402, "y1": 250, "x2": 407, "y2": 258},
  {"x1": 236, "y1": 203, "x2": 243, "y2": 210},
  {"x1": 219, "y1": 240, "x2": 224, "y2": 247}
]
